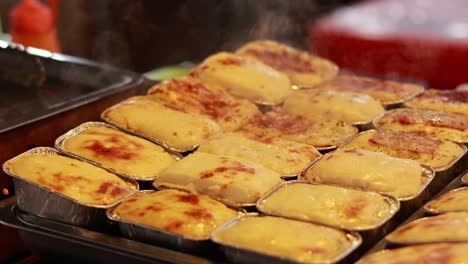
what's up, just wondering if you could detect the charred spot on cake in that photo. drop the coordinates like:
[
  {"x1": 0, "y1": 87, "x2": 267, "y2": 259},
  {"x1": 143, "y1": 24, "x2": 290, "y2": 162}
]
[
  {"x1": 200, "y1": 162, "x2": 255, "y2": 179},
  {"x1": 369, "y1": 130, "x2": 442, "y2": 155},
  {"x1": 184, "y1": 208, "x2": 213, "y2": 220},
  {"x1": 395, "y1": 223, "x2": 417, "y2": 234},
  {"x1": 162, "y1": 103, "x2": 188, "y2": 113},
  {"x1": 176, "y1": 193, "x2": 200, "y2": 205},
  {"x1": 217, "y1": 57, "x2": 243, "y2": 66},
  {"x1": 343, "y1": 149, "x2": 364, "y2": 156},
  {"x1": 97, "y1": 181, "x2": 128, "y2": 197},
  {"x1": 344, "y1": 198, "x2": 368, "y2": 218},
  {"x1": 243, "y1": 48, "x2": 315, "y2": 73},
  {"x1": 200, "y1": 172, "x2": 214, "y2": 179},
  {"x1": 84, "y1": 139, "x2": 141, "y2": 161},
  {"x1": 164, "y1": 220, "x2": 184, "y2": 231},
  {"x1": 250, "y1": 112, "x2": 309, "y2": 135},
  {"x1": 145, "y1": 205, "x2": 162, "y2": 212}
]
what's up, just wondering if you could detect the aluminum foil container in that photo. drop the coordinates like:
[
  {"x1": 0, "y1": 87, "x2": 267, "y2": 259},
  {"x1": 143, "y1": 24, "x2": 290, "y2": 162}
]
[
  {"x1": 301, "y1": 164, "x2": 434, "y2": 202},
  {"x1": 100, "y1": 111, "x2": 214, "y2": 154},
  {"x1": 256, "y1": 180, "x2": 400, "y2": 232},
  {"x1": 211, "y1": 213, "x2": 362, "y2": 264},
  {"x1": 2, "y1": 147, "x2": 139, "y2": 229},
  {"x1": 107, "y1": 190, "x2": 244, "y2": 253},
  {"x1": 424, "y1": 186, "x2": 468, "y2": 215},
  {"x1": 55, "y1": 121, "x2": 181, "y2": 182}
]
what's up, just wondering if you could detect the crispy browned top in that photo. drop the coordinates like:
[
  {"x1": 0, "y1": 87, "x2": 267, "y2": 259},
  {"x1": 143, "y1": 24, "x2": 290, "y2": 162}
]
[
  {"x1": 81, "y1": 130, "x2": 144, "y2": 161},
  {"x1": 148, "y1": 77, "x2": 241, "y2": 120},
  {"x1": 418, "y1": 89, "x2": 468, "y2": 104},
  {"x1": 369, "y1": 130, "x2": 443, "y2": 155},
  {"x1": 248, "y1": 111, "x2": 313, "y2": 134},
  {"x1": 391, "y1": 109, "x2": 468, "y2": 131},
  {"x1": 329, "y1": 75, "x2": 409, "y2": 94}
]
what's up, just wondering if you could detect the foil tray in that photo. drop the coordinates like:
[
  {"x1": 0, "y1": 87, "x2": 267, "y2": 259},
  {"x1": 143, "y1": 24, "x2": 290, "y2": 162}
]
[{"x1": 3, "y1": 147, "x2": 139, "y2": 229}]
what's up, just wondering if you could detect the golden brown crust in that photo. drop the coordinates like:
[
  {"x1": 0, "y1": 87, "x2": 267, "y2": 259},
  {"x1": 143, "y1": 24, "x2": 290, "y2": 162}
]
[
  {"x1": 113, "y1": 189, "x2": 238, "y2": 239},
  {"x1": 147, "y1": 77, "x2": 259, "y2": 131},
  {"x1": 317, "y1": 75, "x2": 423, "y2": 104},
  {"x1": 236, "y1": 40, "x2": 338, "y2": 88}
]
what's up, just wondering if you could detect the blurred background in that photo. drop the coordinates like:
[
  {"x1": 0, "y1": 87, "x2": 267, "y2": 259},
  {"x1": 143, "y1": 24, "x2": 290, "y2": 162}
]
[{"x1": 0, "y1": 0, "x2": 357, "y2": 73}]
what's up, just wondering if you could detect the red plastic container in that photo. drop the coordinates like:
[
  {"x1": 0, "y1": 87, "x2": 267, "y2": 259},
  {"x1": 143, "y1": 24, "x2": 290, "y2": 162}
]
[
  {"x1": 311, "y1": 0, "x2": 468, "y2": 89},
  {"x1": 10, "y1": 0, "x2": 61, "y2": 52}
]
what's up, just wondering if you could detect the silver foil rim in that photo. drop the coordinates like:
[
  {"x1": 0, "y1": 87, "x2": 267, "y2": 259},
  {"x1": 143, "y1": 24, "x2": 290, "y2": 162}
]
[
  {"x1": 101, "y1": 106, "x2": 222, "y2": 154},
  {"x1": 338, "y1": 129, "x2": 468, "y2": 172},
  {"x1": 2, "y1": 146, "x2": 139, "y2": 209},
  {"x1": 55, "y1": 121, "x2": 181, "y2": 181},
  {"x1": 211, "y1": 213, "x2": 363, "y2": 264},
  {"x1": 424, "y1": 186, "x2": 468, "y2": 215},
  {"x1": 256, "y1": 180, "x2": 400, "y2": 232}
]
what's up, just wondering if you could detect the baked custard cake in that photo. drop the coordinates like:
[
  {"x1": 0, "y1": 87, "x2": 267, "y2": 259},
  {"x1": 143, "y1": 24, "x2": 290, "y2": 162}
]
[
  {"x1": 59, "y1": 124, "x2": 176, "y2": 180},
  {"x1": 342, "y1": 130, "x2": 465, "y2": 170},
  {"x1": 101, "y1": 96, "x2": 222, "y2": 152},
  {"x1": 212, "y1": 215, "x2": 359, "y2": 263},
  {"x1": 386, "y1": 212, "x2": 468, "y2": 244},
  {"x1": 241, "y1": 111, "x2": 358, "y2": 149},
  {"x1": 316, "y1": 74, "x2": 423, "y2": 106},
  {"x1": 147, "y1": 76, "x2": 259, "y2": 131},
  {"x1": 283, "y1": 89, "x2": 385, "y2": 124},
  {"x1": 425, "y1": 187, "x2": 468, "y2": 213},
  {"x1": 154, "y1": 152, "x2": 283, "y2": 206},
  {"x1": 190, "y1": 52, "x2": 292, "y2": 105},
  {"x1": 374, "y1": 108, "x2": 468, "y2": 143},
  {"x1": 305, "y1": 149, "x2": 423, "y2": 199},
  {"x1": 257, "y1": 182, "x2": 397, "y2": 230},
  {"x1": 406, "y1": 89, "x2": 468, "y2": 115},
  {"x1": 197, "y1": 132, "x2": 321, "y2": 176},
  {"x1": 236, "y1": 40, "x2": 338, "y2": 89},
  {"x1": 357, "y1": 243, "x2": 468, "y2": 264},
  {"x1": 4, "y1": 149, "x2": 136, "y2": 206},
  {"x1": 112, "y1": 189, "x2": 238, "y2": 239}
]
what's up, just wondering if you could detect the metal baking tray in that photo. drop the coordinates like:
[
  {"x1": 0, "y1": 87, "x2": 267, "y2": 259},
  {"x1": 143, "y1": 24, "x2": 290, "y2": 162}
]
[
  {"x1": 256, "y1": 180, "x2": 400, "y2": 232},
  {"x1": 0, "y1": 199, "x2": 216, "y2": 264},
  {"x1": 55, "y1": 121, "x2": 181, "y2": 182},
  {"x1": 424, "y1": 186, "x2": 468, "y2": 215},
  {"x1": 0, "y1": 41, "x2": 144, "y2": 135},
  {"x1": 107, "y1": 190, "x2": 244, "y2": 253},
  {"x1": 0, "y1": 40, "x2": 148, "y2": 201},
  {"x1": 211, "y1": 213, "x2": 362, "y2": 264},
  {"x1": 2, "y1": 147, "x2": 139, "y2": 229}
]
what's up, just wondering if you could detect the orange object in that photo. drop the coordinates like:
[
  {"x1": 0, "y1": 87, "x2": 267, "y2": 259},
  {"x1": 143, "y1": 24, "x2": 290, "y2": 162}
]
[{"x1": 10, "y1": 0, "x2": 61, "y2": 52}]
